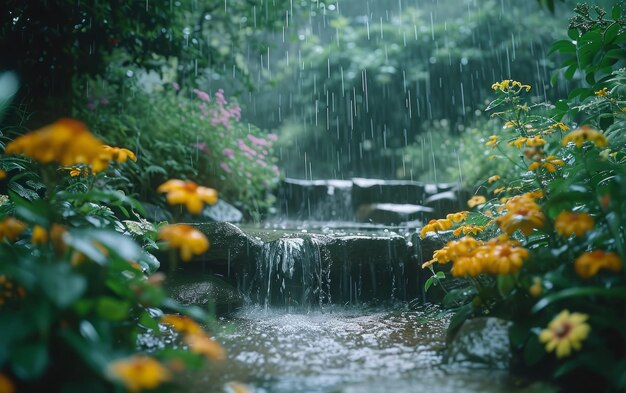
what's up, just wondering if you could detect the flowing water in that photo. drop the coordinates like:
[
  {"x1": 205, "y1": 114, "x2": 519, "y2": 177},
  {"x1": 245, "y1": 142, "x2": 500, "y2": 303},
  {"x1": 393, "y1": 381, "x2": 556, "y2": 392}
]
[{"x1": 184, "y1": 305, "x2": 545, "y2": 393}]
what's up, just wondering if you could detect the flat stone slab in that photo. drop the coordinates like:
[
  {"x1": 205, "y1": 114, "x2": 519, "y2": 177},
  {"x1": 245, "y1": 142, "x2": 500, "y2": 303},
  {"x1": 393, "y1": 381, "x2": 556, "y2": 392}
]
[{"x1": 356, "y1": 203, "x2": 434, "y2": 224}]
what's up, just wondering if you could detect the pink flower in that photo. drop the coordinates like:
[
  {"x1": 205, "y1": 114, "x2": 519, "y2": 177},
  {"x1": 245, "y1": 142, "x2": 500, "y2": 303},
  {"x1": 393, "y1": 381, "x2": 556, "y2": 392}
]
[
  {"x1": 172, "y1": 82, "x2": 180, "y2": 91},
  {"x1": 222, "y1": 148, "x2": 235, "y2": 159},
  {"x1": 237, "y1": 139, "x2": 257, "y2": 156},
  {"x1": 268, "y1": 133, "x2": 278, "y2": 141},
  {"x1": 256, "y1": 159, "x2": 267, "y2": 167},
  {"x1": 220, "y1": 162, "x2": 232, "y2": 173},
  {"x1": 247, "y1": 134, "x2": 270, "y2": 147},
  {"x1": 191, "y1": 142, "x2": 209, "y2": 153},
  {"x1": 271, "y1": 165, "x2": 280, "y2": 176},
  {"x1": 193, "y1": 88, "x2": 210, "y2": 102},
  {"x1": 215, "y1": 89, "x2": 227, "y2": 105}
]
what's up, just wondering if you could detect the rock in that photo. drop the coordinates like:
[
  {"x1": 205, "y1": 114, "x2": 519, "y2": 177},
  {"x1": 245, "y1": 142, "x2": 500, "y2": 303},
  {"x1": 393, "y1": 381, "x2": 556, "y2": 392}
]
[
  {"x1": 446, "y1": 317, "x2": 512, "y2": 369},
  {"x1": 191, "y1": 222, "x2": 262, "y2": 263},
  {"x1": 167, "y1": 273, "x2": 244, "y2": 314},
  {"x1": 424, "y1": 190, "x2": 461, "y2": 217},
  {"x1": 199, "y1": 199, "x2": 243, "y2": 223},
  {"x1": 352, "y1": 178, "x2": 426, "y2": 206},
  {"x1": 356, "y1": 203, "x2": 434, "y2": 224}
]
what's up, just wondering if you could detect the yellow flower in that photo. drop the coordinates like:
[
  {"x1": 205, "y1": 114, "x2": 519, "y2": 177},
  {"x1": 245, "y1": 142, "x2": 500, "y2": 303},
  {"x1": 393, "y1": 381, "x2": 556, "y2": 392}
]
[
  {"x1": 65, "y1": 166, "x2": 89, "y2": 177},
  {"x1": 494, "y1": 187, "x2": 506, "y2": 195},
  {"x1": 482, "y1": 240, "x2": 528, "y2": 275},
  {"x1": 0, "y1": 373, "x2": 15, "y2": 393},
  {"x1": 446, "y1": 211, "x2": 468, "y2": 223},
  {"x1": 529, "y1": 277, "x2": 542, "y2": 297},
  {"x1": 594, "y1": 87, "x2": 608, "y2": 97},
  {"x1": 574, "y1": 250, "x2": 622, "y2": 279},
  {"x1": 160, "y1": 314, "x2": 204, "y2": 336},
  {"x1": 420, "y1": 218, "x2": 454, "y2": 238},
  {"x1": 467, "y1": 195, "x2": 486, "y2": 208},
  {"x1": 496, "y1": 193, "x2": 545, "y2": 235},
  {"x1": 0, "y1": 217, "x2": 26, "y2": 242},
  {"x1": 554, "y1": 211, "x2": 593, "y2": 237},
  {"x1": 491, "y1": 80, "x2": 530, "y2": 92},
  {"x1": 31, "y1": 225, "x2": 48, "y2": 245},
  {"x1": 509, "y1": 137, "x2": 527, "y2": 148},
  {"x1": 504, "y1": 120, "x2": 521, "y2": 129},
  {"x1": 107, "y1": 356, "x2": 171, "y2": 392},
  {"x1": 528, "y1": 155, "x2": 564, "y2": 173},
  {"x1": 562, "y1": 126, "x2": 608, "y2": 148},
  {"x1": 485, "y1": 135, "x2": 498, "y2": 148},
  {"x1": 525, "y1": 136, "x2": 546, "y2": 147},
  {"x1": 185, "y1": 333, "x2": 226, "y2": 360},
  {"x1": 539, "y1": 310, "x2": 590, "y2": 359},
  {"x1": 158, "y1": 224, "x2": 209, "y2": 261},
  {"x1": 102, "y1": 145, "x2": 137, "y2": 163},
  {"x1": 549, "y1": 122, "x2": 569, "y2": 131},
  {"x1": 487, "y1": 175, "x2": 500, "y2": 183},
  {"x1": 452, "y1": 225, "x2": 484, "y2": 237},
  {"x1": 228, "y1": 382, "x2": 252, "y2": 393},
  {"x1": 50, "y1": 223, "x2": 67, "y2": 253},
  {"x1": 5, "y1": 118, "x2": 111, "y2": 172},
  {"x1": 157, "y1": 179, "x2": 218, "y2": 215}
]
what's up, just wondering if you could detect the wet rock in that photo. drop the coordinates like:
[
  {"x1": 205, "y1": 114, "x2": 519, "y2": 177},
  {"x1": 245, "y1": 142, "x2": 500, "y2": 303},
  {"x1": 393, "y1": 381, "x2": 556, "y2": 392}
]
[
  {"x1": 167, "y1": 273, "x2": 244, "y2": 314},
  {"x1": 446, "y1": 317, "x2": 512, "y2": 369},
  {"x1": 352, "y1": 178, "x2": 426, "y2": 206},
  {"x1": 424, "y1": 190, "x2": 461, "y2": 217},
  {"x1": 356, "y1": 203, "x2": 434, "y2": 224},
  {"x1": 191, "y1": 222, "x2": 262, "y2": 263},
  {"x1": 200, "y1": 199, "x2": 243, "y2": 223}
]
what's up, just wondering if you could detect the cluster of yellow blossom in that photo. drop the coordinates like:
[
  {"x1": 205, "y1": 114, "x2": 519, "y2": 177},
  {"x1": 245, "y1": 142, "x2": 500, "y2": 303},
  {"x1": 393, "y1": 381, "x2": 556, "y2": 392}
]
[
  {"x1": 452, "y1": 225, "x2": 484, "y2": 237},
  {"x1": 528, "y1": 155, "x2": 564, "y2": 173},
  {"x1": 594, "y1": 87, "x2": 609, "y2": 97},
  {"x1": 161, "y1": 315, "x2": 225, "y2": 360},
  {"x1": 509, "y1": 136, "x2": 546, "y2": 148},
  {"x1": 158, "y1": 224, "x2": 209, "y2": 261},
  {"x1": 420, "y1": 211, "x2": 468, "y2": 238},
  {"x1": 107, "y1": 356, "x2": 171, "y2": 392},
  {"x1": 157, "y1": 179, "x2": 218, "y2": 215},
  {"x1": 0, "y1": 217, "x2": 26, "y2": 242},
  {"x1": 539, "y1": 310, "x2": 590, "y2": 359},
  {"x1": 423, "y1": 235, "x2": 528, "y2": 277},
  {"x1": 495, "y1": 192, "x2": 545, "y2": 235},
  {"x1": 4, "y1": 119, "x2": 136, "y2": 174},
  {"x1": 574, "y1": 250, "x2": 622, "y2": 279},
  {"x1": 491, "y1": 80, "x2": 531, "y2": 93},
  {"x1": 554, "y1": 211, "x2": 594, "y2": 237},
  {"x1": 487, "y1": 175, "x2": 501, "y2": 183},
  {"x1": 548, "y1": 122, "x2": 570, "y2": 132},
  {"x1": 562, "y1": 126, "x2": 608, "y2": 148},
  {"x1": 485, "y1": 135, "x2": 498, "y2": 149}
]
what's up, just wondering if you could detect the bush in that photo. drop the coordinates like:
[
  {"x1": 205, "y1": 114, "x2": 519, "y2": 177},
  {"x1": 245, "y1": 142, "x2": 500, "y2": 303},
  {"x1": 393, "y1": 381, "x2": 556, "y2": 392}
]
[{"x1": 76, "y1": 70, "x2": 280, "y2": 219}]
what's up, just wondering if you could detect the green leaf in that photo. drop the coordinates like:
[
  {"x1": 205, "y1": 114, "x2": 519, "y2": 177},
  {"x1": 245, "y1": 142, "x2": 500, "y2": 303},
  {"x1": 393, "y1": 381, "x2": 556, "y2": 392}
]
[
  {"x1": 564, "y1": 64, "x2": 577, "y2": 80},
  {"x1": 139, "y1": 310, "x2": 159, "y2": 330},
  {"x1": 40, "y1": 264, "x2": 87, "y2": 308},
  {"x1": 567, "y1": 28, "x2": 580, "y2": 40},
  {"x1": 547, "y1": 39, "x2": 576, "y2": 55},
  {"x1": 604, "y1": 23, "x2": 621, "y2": 44},
  {"x1": 96, "y1": 297, "x2": 131, "y2": 321},
  {"x1": 497, "y1": 274, "x2": 516, "y2": 298},
  {"x1": 523, "y1": 334, "x2": 545, "y2": 366},
  {"x1": 10, "y1": 342, "x2": 49, "y2": 380},
  {"x1": 612, "y1": 5, "x2": 622, "y2": 19},
  {"x1": 532, "y1": 287, "x2": 626, "y2": 313},
  {"x1": 447, "y1": 304, "x2": 473, "y2": 337}
]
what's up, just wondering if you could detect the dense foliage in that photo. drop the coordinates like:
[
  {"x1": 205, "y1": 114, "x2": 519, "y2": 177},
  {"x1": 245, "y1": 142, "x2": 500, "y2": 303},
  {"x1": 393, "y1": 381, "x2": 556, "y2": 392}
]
[
  {"x1": 0, "y1": 118, "x2": 227, "y2": 392},
  {"x1": 422, "y1": 4, "x2": 626, "y2": 390}
]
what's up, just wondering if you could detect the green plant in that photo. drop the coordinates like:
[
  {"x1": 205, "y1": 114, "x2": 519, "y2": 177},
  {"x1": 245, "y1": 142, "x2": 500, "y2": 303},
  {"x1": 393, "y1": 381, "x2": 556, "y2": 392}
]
[
  {"x1": 75, "y1": 72, "x2": 280, "y2": 218},
  {"x1": 0, "y1": 119, "x2": 222, "y2": 392}
]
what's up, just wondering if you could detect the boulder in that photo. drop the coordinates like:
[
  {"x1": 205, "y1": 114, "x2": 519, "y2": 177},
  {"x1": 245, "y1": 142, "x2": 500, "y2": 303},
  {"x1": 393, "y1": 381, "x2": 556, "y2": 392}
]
[
  {"x1": 446, "y1": 317, "x2": 512, "y2": 369},
  {"x1": 200, "y1": 199, "x2": 243, "y2": 223},
  {"x1": 167, "y1": 273, "x2": 244, "y2": 314}
]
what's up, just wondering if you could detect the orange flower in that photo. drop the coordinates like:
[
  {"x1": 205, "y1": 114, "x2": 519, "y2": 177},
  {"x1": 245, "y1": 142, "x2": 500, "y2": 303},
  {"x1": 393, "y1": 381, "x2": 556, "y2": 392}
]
[
  {"x1": 31, "y1": 225, "x2": 48, "y2": 245},
  {"x1": 420, "y1": 218, "x2": 454, "y2": 238},
  {"x1": 446, "y1": 211, "x2": 468, "y2": 223},
  {"x1": 0, "y1": 217, "x2": 26, "y2": 242},
  {"x1": 554, "y1": 211, "x2": 593, "y2": 237},
  {"x1": 529, "y1": 277, "x2": 542, "y2": 297},
  {"x1": 0, "y1": 373, "x2": 15, "y2": 393},
  {"x1": 485, "y1": 135, "x2": 498, "y2": 148},
  {"x1": 5, "y1": 118, "x2": 111, "y2": 172},
  {"x1": 160, "y1": 314, "x2": 204, "y2": 335},
  {"x1": 102, "y1": 145, "x2": 137, "y2": 163},
  {"x1": 467, "y1": 195, "x2": 486, "y2": 208},
  {"x1": 185, "y1": 333, "x2": 226, "y2": 360},
  {"x1": 157, "y1": 179, "x2": 218, "y2": 215},
  {"x1": 107, "y1": 356, "x2": 170, "y2": 392},
  {"x1": 528, "y1": 155, "x2": 564, "y2": 173},
  {"x1": 158, "y1": 224, "x2": 209, "y2": 261},
  {"x1": 574, "y1": 250, "x2": 622, "y2": 279},
  {"x1": 0, "y1": 170, "x2": 6, "y2": 180},
  {"x1": 482, "y1": 240, "x2": 528, "y2": 275},
  {"x1": 562, "y1": 126, "x2": 608, "y2": 148},
  {"x1": 496, "y1": 193, "x2": 545, "y2": 235},
  {"x1": 452, "y1": 225, "x2": 484, "y2": 237},
  {"x1": 487, "y1": 175, "x2": 500, "y2": 183}
]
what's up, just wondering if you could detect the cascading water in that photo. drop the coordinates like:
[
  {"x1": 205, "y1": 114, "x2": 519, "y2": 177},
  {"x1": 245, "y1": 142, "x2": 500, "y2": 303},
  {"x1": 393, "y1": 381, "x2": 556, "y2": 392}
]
[{"x1": 246, "y1": 236, "x2": 333, "y2": 309}]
